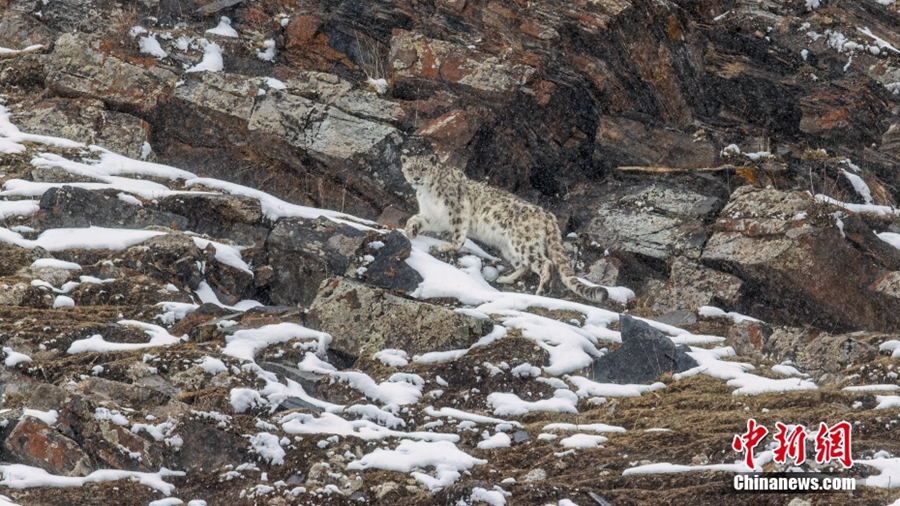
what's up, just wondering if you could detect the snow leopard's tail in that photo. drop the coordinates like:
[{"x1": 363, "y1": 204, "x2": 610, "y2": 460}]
[{"x1": 547, "y1": 224, "x2": 608, "y2": 303}]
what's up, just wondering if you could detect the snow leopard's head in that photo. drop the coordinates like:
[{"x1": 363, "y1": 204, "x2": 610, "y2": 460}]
[{"x1": 400, "y1": 153, "x2": 440, "y2": 187}]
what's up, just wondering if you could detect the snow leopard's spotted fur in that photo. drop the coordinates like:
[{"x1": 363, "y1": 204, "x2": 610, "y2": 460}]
[{"x1": 401, "y1": 153, "x2": 608, "y2": 303}]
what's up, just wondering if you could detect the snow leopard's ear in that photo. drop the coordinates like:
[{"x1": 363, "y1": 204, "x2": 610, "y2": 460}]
[
  {"x1": 400, "y1": 155, "x2": 408, "y2": 164},
  {"x1": 429, "y1": 154, "x2": 438, "y2": 165}
]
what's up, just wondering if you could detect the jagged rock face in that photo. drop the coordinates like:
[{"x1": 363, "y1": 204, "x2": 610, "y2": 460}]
[
  {"x1": 44, "y1": 33, "x2": 176, "y2": 116},
  {"x1": 702, "y1": 186, "x2": 900, "y2": 333},
  {"x1": 8, "y1": 0, "x2": 900, "y2": 222},
  {"x1": 13, "y1": 98, "x2": 151, "y2": 159},
  {"x1": 1, "y1": 0, "x2": 900, "y2": 328}
]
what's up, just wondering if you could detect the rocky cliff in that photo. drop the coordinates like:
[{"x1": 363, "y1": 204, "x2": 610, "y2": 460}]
[{"x1": 1, "y1": 0, "x2": 900, "y2": 505}]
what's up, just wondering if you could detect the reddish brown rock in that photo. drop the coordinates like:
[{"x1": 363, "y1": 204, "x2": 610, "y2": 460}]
[
  {"x1": 283, "y1": 15, "x2": 356, "y2": 72},
  {"x1": 416, "y1": 109, "x2": 483, "y2": 154},
  {"x1": 3, "y1": 415, "x2": 93, "y2": 476}
]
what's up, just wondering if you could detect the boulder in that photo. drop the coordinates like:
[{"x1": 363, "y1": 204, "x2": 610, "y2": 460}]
[
  {"x1": 362, "y1": 229, "x2": 422, "y2": 294},
  {"x1": 0, "y1": 10, "x2": 56, "y2": 49},
  {"x1": 202, "y1": 243, "x2": 254, "y2": 305},
  {"x1": 765, "y1": 328, "x2": 881, "y2": 384},
  {"x1": 724, "y1": 320, "x2": 773, "y2": 359},
  {"x1": 56, "y1": 393, "x2": 164, "y2": 472},
  {"x1": 263, "y1": 217, "x2": 367, "y2": 307},
  {"x1": 701, "y1": 186, "x2": 900, "y2": 332},
  {"x1": 247, "y1": 85, "x2": 406, "y2": 192},
  {"x1": 76, "y1": 376, "x2": 172, "y2": 407},
  {"x1": 162, "y1": 419, "x2": 248, "y2": 473},
  {"x1": 121, "y1": 234, "x2": 205, "y2": 290},
  {"x1": 307, "y1": 277, "x2": 492, "y2": 359},
  {"x1": 160, "y1": 71, "x2": 407, "y2": 219},
  {"x1": 588, "y1": 315, "x2": 697, "y2": 384},
  {"x1": 2, "y1": 415, "x2": 93, "y2": 476}
]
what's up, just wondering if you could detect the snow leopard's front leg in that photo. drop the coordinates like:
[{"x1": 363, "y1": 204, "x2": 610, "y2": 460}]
[
  {"x1": 434, "y1": 202, "x2": 469, "y2": 254},
  {"x1": 405, "y1": 214, "x2": 428, "y2": 239}
]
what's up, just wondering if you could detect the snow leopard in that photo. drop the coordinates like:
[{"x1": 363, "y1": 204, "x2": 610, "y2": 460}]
[{"x1": 400, "y1": 152, "x2": 608, "y2": 303}]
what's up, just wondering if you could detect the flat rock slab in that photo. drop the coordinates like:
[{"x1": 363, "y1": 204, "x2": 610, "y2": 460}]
[
  {"x1": 587, "y1": 183, "x2": 720, "y2": 261},
  {"x1": 307, "y1": 277, "x2": 492, "y2": 359},
  {"x1": 589, "y1": 315, "x2": 697, "y2": 384},
  {"x1": 39, "y1": 186, "x2": 189, "y2": 231}
]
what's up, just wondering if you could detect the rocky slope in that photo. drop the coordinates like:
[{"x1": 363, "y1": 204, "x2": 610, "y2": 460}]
[{"x1": 1, "y1": 0, "x2": 900, "y2": 505}]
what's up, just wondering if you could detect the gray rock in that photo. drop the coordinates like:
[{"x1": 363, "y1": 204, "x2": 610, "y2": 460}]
[
  {"x1": 26, "y1": 383, "x2": 68, "y2": 411},
  {"x1": 14, "y1": 98, "x2": 151, "y2": 159},
  {"x1": 121, "y1": 233, "x2": 205, "y2": 290},
  {"x1": 199, "y1": 241, "x2": 254, "y2": 305},
  {"x1": 54, "y1": 393, "x2": 166, "y2": 471},
  {"x1": 652, "y1": 310, "x2": 697, "y2": 326},
  {"x1": 248, "y1": 89, "x2": 401, "y2": 166},
  {"x1": 264, "y1": 217, "x2": 367, "y2": 307},
  {"x1": 648, "y1": 257, "x2": 743, "y2": 314},
  {"x1": 363, "y1": 230, "x2": 423, "y2": 294},
  {"x1": 44, "y1": 33, "x2": 176, "y2": 115},
  {"x1": 41, "y1": 0, "x2": 157, "y2": 33},
  {"x1": 0, "y1": 10, "x2": 56, "y2": 49},
  {"x1": 163, "y1": 71, "x2": 408, "y2": 219},
  {"x1": 164, "y1": 419, "x2": 249, "y2": 473},
  {"x1": 307, "y1": 277, "x2": 492, "y2": 359},
  {"x1": 589, "y1": 315, "x2": 698, "y2": 384},
  {"x1": 586, "y1": 184, "x2": 720, "y2": 261},
  {"x1": 583, "y1": 257, "x2": 624, "y2": 287},
  {"x1": 766, "y1": 328, "x2": 880, "y2": 384},
  {"x1": 156, "y1": 194, "x2": 268, "y2": 246},
  {"x1": 172, "y1": 72, "x2": 257, "y2": 127},
  {"x1": 39, "y1": 186, "x2": 189, "y2": 231},
  {"x1": 724, "y1": 320, "x2": 773, "y2": 358},
  {"x1": 283, "y1": 72, "x2": 405, "y2": 124},
  {"x1": 76, "y1": 376, "x2": 171, "y2": 407}
]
